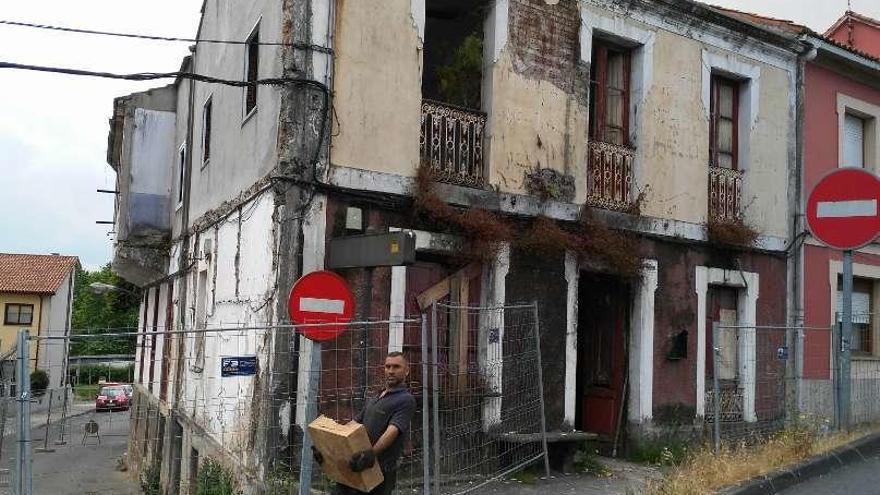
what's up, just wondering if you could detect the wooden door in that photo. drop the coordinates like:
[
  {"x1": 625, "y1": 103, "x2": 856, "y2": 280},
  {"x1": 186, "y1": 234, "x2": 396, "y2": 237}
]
[{"x1": 577, "y1": 273, "x2": 629, "y2": 436}]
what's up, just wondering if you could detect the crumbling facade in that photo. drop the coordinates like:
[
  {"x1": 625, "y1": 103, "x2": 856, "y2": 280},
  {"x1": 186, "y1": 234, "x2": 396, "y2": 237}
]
[{"x1": 107, "y1": 0, "x2": 813, "y2": 492}]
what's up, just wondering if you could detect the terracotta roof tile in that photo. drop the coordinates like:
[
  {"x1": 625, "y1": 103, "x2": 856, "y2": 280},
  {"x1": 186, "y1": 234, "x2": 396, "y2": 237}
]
[
  {"x1": 708, "y1": 5, "x2": 880, "y2": 64},
  {"x1": 707, "y1": 4, "x2": 809, "y2": 36},
  {"x1": 0, "y1": 254, "x2": 79, "y2": 295}
]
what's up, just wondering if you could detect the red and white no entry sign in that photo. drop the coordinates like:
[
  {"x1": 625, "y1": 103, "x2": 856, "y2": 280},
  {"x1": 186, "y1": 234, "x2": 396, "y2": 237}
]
[
  {"x1": 288, "y1": 271, "x2": 355, "y2": 341},
  {"x1": 806, "y1": 168, "x2": 880, "y2": 250}
]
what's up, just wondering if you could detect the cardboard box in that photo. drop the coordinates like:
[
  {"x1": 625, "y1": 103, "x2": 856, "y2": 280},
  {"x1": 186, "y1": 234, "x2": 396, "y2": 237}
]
[{"x1": 308, "y1": 415, "x2": 384, "y2": 492}]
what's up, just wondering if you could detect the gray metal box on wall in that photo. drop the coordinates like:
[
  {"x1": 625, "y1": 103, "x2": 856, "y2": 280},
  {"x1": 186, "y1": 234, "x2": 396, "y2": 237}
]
[{"x1": 326, "y1": 231, "x2": 416, "y2": 269}]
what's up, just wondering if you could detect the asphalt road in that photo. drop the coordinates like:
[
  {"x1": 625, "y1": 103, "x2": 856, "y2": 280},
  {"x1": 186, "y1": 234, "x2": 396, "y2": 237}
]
[
  {"x1": 779, "y1": 453, "x2": 880, "y2": 494},
  {"x1": 0, "y1": 406, "x2": 137, "y2": 494}
]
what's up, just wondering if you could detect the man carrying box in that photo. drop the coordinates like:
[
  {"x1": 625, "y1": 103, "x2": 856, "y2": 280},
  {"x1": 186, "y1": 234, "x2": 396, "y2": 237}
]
[{"x1": 314, "y1": 351, "x2": 416, "y2": 494}]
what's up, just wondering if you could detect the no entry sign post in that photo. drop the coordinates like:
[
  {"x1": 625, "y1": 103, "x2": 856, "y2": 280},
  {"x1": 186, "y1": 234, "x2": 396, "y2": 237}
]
[
  {"x1": 288, "y1": 271, "x2": 355, "y2": 495},
  {"x1": 806, "y1": 168, "x2": 880, "y2": 430}
]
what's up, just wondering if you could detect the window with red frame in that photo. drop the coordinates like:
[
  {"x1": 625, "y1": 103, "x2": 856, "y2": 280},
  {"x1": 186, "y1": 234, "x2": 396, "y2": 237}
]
[
  {"x1": 590, "y1": 40, "x2": 631, "y2": 146},
  {"x1": 710, "y1": 75, "x2": 740, "y2": 169}
]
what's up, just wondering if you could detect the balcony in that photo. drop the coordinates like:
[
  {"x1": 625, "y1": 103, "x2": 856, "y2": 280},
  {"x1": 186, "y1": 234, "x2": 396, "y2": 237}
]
[
  {"x1": 708, "y1": 166, "x2": 743, "y2": 222},
  {"x1": 420, "y1": 99, "x2": 487, "y2": 188},
  {"x1": 587, "y1": 141, "x2": 635, "y2": 211}
]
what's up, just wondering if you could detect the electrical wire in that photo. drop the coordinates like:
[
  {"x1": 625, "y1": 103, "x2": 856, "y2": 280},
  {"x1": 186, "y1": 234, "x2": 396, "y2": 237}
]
[
  {"x1": 0, "y1": 61, "x2": 329, "y2": 91},
  {"x1": 0, "y1": 19, "x2": 333, "y2": 53}
]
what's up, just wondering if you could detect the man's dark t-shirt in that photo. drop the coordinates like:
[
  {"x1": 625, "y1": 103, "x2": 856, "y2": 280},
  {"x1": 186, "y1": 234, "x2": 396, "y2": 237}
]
[{"x1": 356, "y1": 385, "x2": 416, "y2": 474}]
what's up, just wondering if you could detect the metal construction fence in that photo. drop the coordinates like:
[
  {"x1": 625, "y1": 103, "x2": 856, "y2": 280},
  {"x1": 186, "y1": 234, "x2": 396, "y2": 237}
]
[
  {"x1": 833, "y1": 313, "x2": 880, "y2": 428},
  {"x1": 706, "y1": 324, "x2": 794, "y2": 451},
  {"x1": 2, "y1": 302, "x2": 548, "y2": 494}
]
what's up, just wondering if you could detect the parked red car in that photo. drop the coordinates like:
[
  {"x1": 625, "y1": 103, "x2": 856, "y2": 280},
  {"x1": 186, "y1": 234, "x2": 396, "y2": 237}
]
[{"x1": 95, "y1": 386, "x2": 130, "y2": 411}]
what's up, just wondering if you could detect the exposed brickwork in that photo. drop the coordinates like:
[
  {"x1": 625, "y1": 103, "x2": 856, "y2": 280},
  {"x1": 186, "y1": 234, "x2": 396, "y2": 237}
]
[{"x1": 508, "y1": 0, "x2": 586, "y2": 96}]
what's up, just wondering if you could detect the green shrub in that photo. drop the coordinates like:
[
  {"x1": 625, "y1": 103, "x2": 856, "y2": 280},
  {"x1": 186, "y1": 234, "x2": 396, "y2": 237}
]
[
  {"x1": 71, "y1": 364, "x2": 134, "y2": 385},
  {"x1": 196, "y1": 458, "x2": 239, "y2": 495},
  {"x1": 140, "y1": 462, "x2": 161, "y2": 495},
  {"x1": 30, "y1": 369, "x2": 49, "y2": 396}
]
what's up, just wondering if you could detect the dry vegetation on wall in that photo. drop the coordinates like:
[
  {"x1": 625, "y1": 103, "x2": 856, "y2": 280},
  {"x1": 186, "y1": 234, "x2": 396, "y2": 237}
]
[
  {"x1": 706, "y1": 219, "x2": 760, "y2": 249},
  {"x1": 414, "y1": 165, "x2": 643, "y2": 277},
  {"x1": 414, "y1": 165, "x2": 512, "y2": 260}
]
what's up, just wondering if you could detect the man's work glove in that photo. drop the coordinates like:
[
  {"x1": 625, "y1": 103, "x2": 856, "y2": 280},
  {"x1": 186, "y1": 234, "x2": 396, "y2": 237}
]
[
  {"x1": 311, "y1": 445, "x2": 324, "y2": 465},
  {"x1": 349, "y1": 449, "x2": 376, "y2": 473}
]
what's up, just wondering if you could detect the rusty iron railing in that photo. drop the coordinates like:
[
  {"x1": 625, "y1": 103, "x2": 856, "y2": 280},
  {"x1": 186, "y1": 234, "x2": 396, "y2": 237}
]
[
  {"x1": 420, "y1": 99, "x2": 487, "y2": 188},
  {"x1": 708, "y1": 166, "x2": 743, "y2": 222},
  {"x1": 587, "y1": 140, "x2": 635, "y2": 211}
]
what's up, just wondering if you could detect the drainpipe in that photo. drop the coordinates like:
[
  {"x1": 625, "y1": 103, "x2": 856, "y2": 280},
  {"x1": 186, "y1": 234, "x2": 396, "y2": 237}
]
[{"x1": 792, "y1": 37, "x2": 817, "y2": 416}]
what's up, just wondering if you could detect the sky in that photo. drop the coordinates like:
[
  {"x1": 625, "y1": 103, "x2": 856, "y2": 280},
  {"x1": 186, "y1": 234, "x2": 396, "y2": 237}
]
[{"x1": 1, "y1": 0, "x2": 879, "y2": 271}]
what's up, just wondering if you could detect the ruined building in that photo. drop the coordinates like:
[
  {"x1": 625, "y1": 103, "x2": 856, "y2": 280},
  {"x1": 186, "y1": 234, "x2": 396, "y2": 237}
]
[{"x1": 106, "y1": 0, "x2": 813, "y2": 492}]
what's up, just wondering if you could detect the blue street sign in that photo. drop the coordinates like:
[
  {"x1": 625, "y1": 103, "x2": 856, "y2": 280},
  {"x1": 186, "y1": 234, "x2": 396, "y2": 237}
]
[{"x1": 221, "y1": 356, "x2": 258, "y2": 377}]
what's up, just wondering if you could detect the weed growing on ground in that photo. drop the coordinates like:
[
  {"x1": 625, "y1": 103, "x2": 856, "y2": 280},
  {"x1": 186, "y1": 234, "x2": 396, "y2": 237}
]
[
  {"x1": 648, "y1": 424, "x2": 879, "y2": 495},
  {"x1": 510, "y1": 465, "x2": 541, "y2": 484},
  {"x1": 574, "y1": 448, "x2": 613, "y2": 477}
]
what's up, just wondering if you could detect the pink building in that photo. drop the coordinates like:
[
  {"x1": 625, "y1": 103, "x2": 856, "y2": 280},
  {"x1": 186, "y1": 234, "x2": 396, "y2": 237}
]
[{"x1": 800, "y1": 12, "x2": 880, "y2": 419}]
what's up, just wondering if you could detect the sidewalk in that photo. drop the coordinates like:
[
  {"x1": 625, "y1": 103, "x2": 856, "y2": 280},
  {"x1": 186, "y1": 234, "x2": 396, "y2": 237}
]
[
  {"x1": 0, "y1": 400, "x2": 95, "y2": 439},
  {"x1": 480, "y1": 457, "x2": 663, "y2": 495}
]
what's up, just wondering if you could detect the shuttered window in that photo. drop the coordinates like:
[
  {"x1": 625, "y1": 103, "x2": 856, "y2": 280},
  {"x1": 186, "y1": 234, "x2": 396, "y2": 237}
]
[{"x1": 843, "y1": 113, "x2": 866, "y2": 168}]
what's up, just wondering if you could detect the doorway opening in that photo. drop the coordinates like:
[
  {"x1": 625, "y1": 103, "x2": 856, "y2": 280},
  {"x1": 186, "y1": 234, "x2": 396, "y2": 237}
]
[{"x1": 575, "y1": 272, "x2": 630, "y2": 436}]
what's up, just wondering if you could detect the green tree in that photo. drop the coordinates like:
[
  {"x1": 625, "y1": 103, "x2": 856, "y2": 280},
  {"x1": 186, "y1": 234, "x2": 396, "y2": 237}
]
[{"x1": 71, "y1": 264, "x2": 141, "y2": 356}]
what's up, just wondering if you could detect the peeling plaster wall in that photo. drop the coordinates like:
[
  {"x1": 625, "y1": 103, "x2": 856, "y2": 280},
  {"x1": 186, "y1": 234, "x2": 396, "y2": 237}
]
[
  {"x1": 594, "y1": 27, "x2": 794, "y2": 237},
  {"x1": 187, "y1": 0, "x2": 284, "y2": 222},
  {"x1": 330, "y1": 0, "x2": 423, "y2": 177},
  {"x1": 327, "y1": 0, "x2": 794, "y2": 239},
  {"x1": 486, "y1": 50, "x2": 589, "y2": 200},
  {"x1": 178, "y1": 193, "x2": 276, "y2": 468}
]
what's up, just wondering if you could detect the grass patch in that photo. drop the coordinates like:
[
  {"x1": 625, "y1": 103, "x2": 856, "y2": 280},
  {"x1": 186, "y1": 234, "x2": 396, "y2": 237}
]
[
  {"x1": 630, "y1": 440, "x2": 689, "y2": 466},
  {"x1": 74, "y1": 384, "x2": 100, "y2": 401},
  {"x1": 509, "y1": 465, "x2": 542, "y2": 484},
  {"x1": 573, "y1": 448, "x2": 613, "y2": 477},
  {"x1": 648, "y1": 425, "x2": 879, "y2": 495}
]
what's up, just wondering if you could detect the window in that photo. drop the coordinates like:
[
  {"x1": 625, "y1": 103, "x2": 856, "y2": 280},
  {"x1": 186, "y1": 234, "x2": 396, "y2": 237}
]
[
  {"x1": 844, "y1": 113, "x2": 866, "y2": 168},
  {"x1": 202, "y1": 97, "x2": 212, "y2": 167},
  {"x1": 590, "y1": 40, "x2": 631, "y2": 146},
  {"x1": 4, "y1": 304, "x2": 34, "y2": 325},
  {"x1": 245, "y1": 25, "x2": 259, "y2": 115},
  {"x1": 837, "y1": 277, "x2": 873, "y2": 355},
  {"x1": 710, "y1": 75, "x2": 740, "y2": 169},
  {"x1": 177, "y1": 144, "x2": 186, "y2": 206}
]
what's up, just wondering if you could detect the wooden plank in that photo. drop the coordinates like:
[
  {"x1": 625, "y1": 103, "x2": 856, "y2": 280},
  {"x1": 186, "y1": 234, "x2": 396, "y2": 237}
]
[
  {"x1": 415, "y1": 263, "x2": 481, "y2": 310},
  {"x1": 416, "y1": 278, "x2": 449, "y2": 310}
]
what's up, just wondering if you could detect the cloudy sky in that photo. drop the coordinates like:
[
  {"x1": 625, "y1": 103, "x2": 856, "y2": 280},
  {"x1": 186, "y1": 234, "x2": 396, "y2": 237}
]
[{"x1": 1, "y1": 0, "x2": 878, "y2": 271}]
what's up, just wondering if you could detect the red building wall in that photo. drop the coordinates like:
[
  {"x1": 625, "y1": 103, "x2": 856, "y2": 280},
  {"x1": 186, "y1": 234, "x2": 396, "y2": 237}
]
[{"x1": 802, "y1": 62, "x2": 880, "y2": 379}]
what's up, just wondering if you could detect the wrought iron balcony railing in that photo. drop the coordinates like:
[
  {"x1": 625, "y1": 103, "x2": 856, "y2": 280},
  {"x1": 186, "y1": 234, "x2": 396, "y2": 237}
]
[
  {"x1": 587, "y1": 140, "x2": 635, "y2": 211},
  {"x1": 708, "y1": 166, "x2": 743, "y2": 222},
  {"x1": 420, "y1": 99, "x2": 487, "y2": 188}
]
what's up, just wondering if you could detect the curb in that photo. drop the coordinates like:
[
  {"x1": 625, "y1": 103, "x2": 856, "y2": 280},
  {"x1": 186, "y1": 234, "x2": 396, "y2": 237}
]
[{"x1": 720, "y1": 432, "x2": 880, "y2": 495}]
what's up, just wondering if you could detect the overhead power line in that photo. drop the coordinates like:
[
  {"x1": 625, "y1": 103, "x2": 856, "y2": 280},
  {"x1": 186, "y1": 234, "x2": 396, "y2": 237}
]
[
  {"x1": 0, "y1": 61, "x2": 329, "y2": 91},
  {"x1": 0, "y1": 19, "x2": 332, "y2": 53}
]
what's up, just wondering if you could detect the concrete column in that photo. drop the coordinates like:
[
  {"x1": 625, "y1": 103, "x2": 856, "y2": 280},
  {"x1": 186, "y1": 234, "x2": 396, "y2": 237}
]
[
  {"x1": 563, "y1": 252, "x2": 579, "y2": 427},
  {"x1": 629, "y1": 259, "x2": 658, "y2": 423},
  {"x1": 295, "y1": 195, "x2": 327, "y2": 426}
]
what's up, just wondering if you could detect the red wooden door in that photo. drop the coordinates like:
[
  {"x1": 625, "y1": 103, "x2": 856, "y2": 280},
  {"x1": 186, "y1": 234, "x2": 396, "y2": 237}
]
[{"x1": 578, "y1": 274, "x2": 629, "y2": 436}]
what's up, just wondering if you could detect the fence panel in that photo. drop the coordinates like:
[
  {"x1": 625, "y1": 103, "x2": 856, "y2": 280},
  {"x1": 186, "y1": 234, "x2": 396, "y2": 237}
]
[
  {"x1": 707, "y1": 325, "x2": 791, "y2": 447},
  {"x1": 13, "y1": 305, "x2": 547, "y2": 495},
  {"x1": 428, "y1": 303, "x2": 548, "y2": 495}
]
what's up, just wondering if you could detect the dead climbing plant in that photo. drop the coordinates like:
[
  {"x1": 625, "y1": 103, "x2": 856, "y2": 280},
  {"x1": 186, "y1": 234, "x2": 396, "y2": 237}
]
[
  {"x1": 705, "y1": 218, "x2": 759, "y2": 249},
  {"x1": 414, "y1": 163, "x2": 644, "y2": 277},
  {"x1": 414, "y1": 164, "x2": 512, "y2": 260}
]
